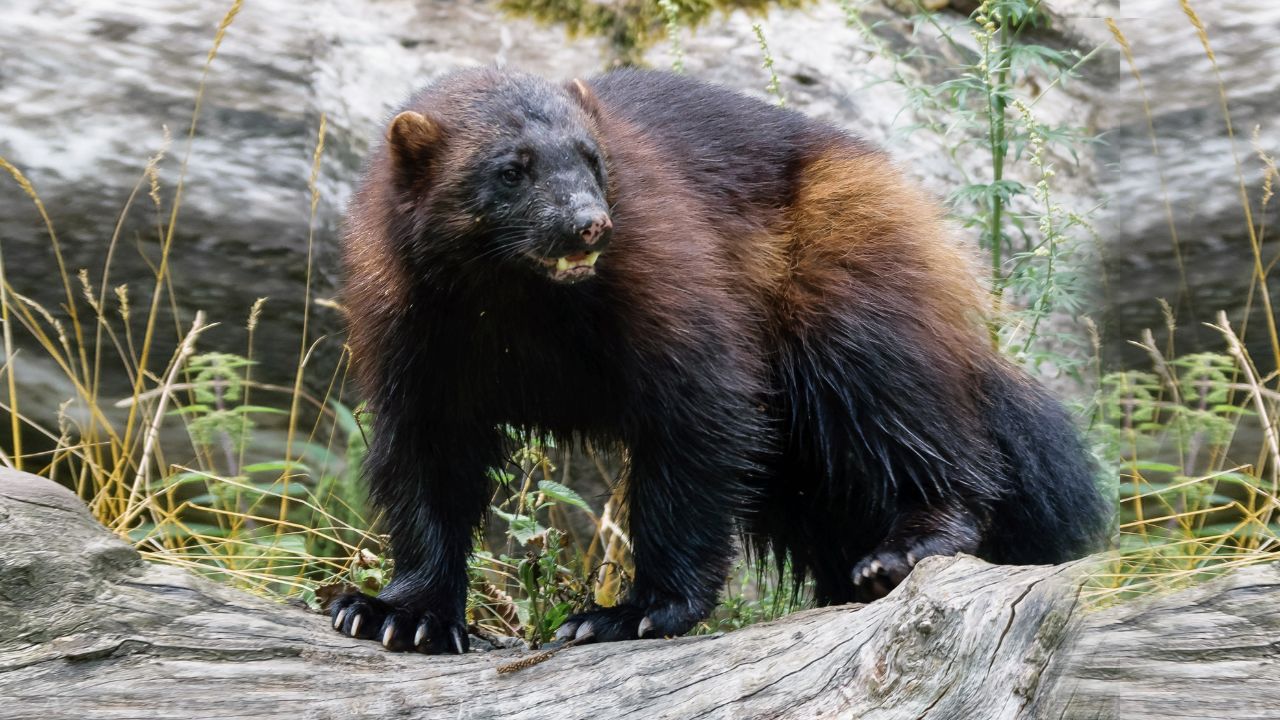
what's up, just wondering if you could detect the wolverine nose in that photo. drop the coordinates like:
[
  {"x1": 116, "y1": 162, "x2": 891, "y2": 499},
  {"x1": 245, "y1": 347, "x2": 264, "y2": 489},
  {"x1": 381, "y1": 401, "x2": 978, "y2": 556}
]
[{"x1": 575, "y1": 211, "x2": 613, "y2": 246}]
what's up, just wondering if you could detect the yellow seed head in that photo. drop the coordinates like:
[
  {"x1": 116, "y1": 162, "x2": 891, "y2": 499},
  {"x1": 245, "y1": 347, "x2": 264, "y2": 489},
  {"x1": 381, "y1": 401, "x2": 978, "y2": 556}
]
[{"x1": 115, "y1": 284, "x2": 130, "y2": 321}]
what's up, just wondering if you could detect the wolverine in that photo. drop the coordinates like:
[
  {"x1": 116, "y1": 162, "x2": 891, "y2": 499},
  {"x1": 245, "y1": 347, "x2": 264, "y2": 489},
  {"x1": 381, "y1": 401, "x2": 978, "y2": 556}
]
[{"x1": 331, "y1": 67, "x2": 1111, "y2": 653}]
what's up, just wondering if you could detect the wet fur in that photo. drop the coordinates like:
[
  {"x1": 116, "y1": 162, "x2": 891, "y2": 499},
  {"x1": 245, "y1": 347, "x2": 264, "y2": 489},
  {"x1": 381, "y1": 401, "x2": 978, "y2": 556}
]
[{"x1": 334, "y1": 67, "x2": 1111, "y2": 651}]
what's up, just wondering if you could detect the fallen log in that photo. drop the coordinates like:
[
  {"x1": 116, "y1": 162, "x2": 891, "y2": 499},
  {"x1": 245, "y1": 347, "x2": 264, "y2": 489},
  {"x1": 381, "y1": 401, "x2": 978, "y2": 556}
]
[{"x1": 0, "y1": 469, "x2": 1276, "y2": 719}]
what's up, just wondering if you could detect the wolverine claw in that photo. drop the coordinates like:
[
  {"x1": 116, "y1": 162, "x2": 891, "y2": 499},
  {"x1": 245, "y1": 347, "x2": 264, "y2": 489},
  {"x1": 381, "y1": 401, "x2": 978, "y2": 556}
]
[
  {"x1": 559, "y1": 602, "x2": 701, "y2": 644},
  {"x1": 555, "y1": 620, "x2": 580, "y2": 642},
  {"x1": 328, "y1": 591, "x2": 464, "y2": 654}
]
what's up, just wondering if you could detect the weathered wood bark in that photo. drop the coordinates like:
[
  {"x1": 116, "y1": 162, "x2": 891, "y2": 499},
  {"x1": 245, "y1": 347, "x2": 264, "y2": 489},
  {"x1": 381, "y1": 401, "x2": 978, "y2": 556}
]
[{"x1": 1, "y1": 470, "x2": 1277, "y2": 719}]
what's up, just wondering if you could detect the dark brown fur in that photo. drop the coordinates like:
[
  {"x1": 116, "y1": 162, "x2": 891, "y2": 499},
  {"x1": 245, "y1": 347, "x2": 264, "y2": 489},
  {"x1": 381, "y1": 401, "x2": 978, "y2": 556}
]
[{"x1": 331, "y1": 67, "x2": 1110, "y2": 652}]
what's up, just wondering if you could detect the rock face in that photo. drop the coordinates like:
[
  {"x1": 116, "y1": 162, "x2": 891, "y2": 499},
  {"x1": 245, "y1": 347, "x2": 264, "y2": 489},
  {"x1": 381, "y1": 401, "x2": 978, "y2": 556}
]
[
  {"x1": 1097, "y1": 0, "x2": 1280, "y2": 367},
  {"x1": 0, "y1": 0, "x2": 1108, "y2": 392},
  {"x1": 2, "y1": 0, "x2": 1274, "y2": 389},
  {"x1": 0, "y1": 0, "x2": 609, "y2": 394}
]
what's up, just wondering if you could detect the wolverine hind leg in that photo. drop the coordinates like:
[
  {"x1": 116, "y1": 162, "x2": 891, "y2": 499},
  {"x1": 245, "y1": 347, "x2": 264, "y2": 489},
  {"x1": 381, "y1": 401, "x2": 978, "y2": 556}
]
[
  {"x1": 850, "y1": 503, "x2": 984, "y2": 601},
  {"x1": 774, "y1": 324, "x2": 1001, "y2": 605}
]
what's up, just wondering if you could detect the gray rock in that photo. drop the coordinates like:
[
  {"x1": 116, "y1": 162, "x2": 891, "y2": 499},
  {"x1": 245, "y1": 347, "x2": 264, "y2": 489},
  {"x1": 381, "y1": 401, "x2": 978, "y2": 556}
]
[
  {"x1": 0, "y1": 2, "x2": 1108, "y2": 386},
  {"x1": 4, "y1": 0, "x2": 1267, "y2": 397},
  {"x1": 0, "y1": 0, "x2": 603, "y2": 398},
  {"x1": 1096, "y1": 0, "x2": 1280, "y2": 366}
]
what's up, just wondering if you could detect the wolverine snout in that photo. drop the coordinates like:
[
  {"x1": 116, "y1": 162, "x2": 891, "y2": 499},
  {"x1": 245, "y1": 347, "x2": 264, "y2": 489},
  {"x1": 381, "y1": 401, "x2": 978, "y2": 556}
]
[{"x1": 575, "y1": 210, "x2": 613, "y2": 246}]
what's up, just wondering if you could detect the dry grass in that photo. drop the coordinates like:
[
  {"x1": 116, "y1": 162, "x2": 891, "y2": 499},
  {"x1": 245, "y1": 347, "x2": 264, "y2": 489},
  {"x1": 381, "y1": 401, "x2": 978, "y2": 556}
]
[
  {"x1": 1087, "y1": 6, "x2": 1280, "y2": 603},
  {"x1": 0, "y1": 0, "x2": 374, "y2": 604}
]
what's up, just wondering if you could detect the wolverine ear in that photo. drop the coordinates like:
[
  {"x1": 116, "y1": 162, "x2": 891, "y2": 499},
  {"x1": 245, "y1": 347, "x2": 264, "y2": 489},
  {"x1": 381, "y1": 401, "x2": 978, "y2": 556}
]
[
  {"x1": 386, "y1": 110, "x2": 442, "y2": 185},
  {"x1": 565, "y1": 78, "x2": 601, "y2": 118}
]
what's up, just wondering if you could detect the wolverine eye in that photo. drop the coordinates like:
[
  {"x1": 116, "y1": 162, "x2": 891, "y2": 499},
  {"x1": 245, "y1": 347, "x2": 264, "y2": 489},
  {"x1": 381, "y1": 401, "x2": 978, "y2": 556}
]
[
  {"x1": 500, "y1": 166, "x2": 523, "y2": 186},
  {"x1": 582, "y1": 148, "x2": 604, "y2": 174}
]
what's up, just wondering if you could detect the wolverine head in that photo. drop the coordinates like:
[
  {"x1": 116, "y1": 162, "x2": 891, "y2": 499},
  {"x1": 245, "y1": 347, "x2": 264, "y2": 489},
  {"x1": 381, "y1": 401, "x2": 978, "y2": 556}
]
[{"x1": 382, "y1": 68, "x2": 613, "y2": 284}]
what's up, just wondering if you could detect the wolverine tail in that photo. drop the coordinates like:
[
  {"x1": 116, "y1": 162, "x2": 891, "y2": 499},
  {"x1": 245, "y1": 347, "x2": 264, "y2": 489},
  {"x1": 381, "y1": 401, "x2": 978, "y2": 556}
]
[{"x1": 978, "y1": 361, "x2": 1113, "y2": 564}]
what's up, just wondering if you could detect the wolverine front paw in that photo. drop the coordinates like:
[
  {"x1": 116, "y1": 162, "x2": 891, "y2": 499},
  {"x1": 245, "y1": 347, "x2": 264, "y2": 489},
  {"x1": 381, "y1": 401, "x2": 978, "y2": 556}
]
[
  {"x1": 554, "y1": 600, "x2": 705, "y2": 644},
  {"x1": 329, "y1": 592, "x2": 468, "y2": 654}
]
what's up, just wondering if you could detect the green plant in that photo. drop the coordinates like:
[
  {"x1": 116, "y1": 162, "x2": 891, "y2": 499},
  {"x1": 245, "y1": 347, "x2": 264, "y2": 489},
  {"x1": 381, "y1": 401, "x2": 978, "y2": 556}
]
[
  {"x1": 657, "y1": 0, "x2": 687, "y2": 72},
  {"x1": 1084, "y1": 4, "x2": 1280, "y2": 603},
  {"x1": 752, "y1": 22, "x2": 786, "y2": 105},
  {"x1": 500, "y1": 0, "x2": 810, "y2": 66},
  {"x1": 471, "y1": 438, "x2": 600, "y2": 645},
  {"x1": 840, "y1": 0, "x2": 1102, "y2": 373},
  {"x1": 695, "y1": 559, "x2": 807, "y2": 634},
  {"x1": 0, "y1": 0, "x2": 377, "y2": 606},
  {"x1": 173, "y1": 352, "x2": 280, "y2": 468},
  {"x1": 1089, "y1": 315, "x2": 1279, "y2": 602}
]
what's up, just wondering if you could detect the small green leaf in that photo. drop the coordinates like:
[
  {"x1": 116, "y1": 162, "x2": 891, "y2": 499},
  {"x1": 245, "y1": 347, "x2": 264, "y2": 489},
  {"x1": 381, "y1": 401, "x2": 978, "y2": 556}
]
[
  {"x1": 243, "y1": 460, "x2": 313, "y2": 475},
  {"x1": 492, "y1": 507, "x2": 546, "y2": 544},
  {"x1": 231, "y1": 405, "x2": 289, "y2": 415},
  {"x1": 1128, "y1": 461, "x2": 1181, "y2": 474},
  {"x1": 536, "y1": 480, "x2": 593, "y2": 513}
]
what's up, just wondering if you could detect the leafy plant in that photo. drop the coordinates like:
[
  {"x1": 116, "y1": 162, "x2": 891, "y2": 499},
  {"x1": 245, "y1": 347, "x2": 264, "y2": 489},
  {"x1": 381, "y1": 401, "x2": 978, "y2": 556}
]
[
  {"x1": 501, "y1": 0, "x2": 811, "y2": 66},
  {"x1": 1084, "y1": 3, "x2": 1280, "y2": 603},
  {"x1": 473, "y1": 439, "x2": 600, "y2": 646},
  {"x1": 1089, "y1": 326, "x2": 1279, "y2": 603},
  {"x1": 695, "y1": 559, "x2": 806, "y2": 634},
  {"x1": 840, "y1": 0, "x2": 1102, "y2": 374}
]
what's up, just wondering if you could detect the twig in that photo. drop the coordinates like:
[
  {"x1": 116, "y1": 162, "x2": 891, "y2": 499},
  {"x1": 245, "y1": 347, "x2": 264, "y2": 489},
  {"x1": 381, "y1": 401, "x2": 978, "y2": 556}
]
[
  {"x1": 116, "y1": 311, "x2": 210, "y2": 531},
  {"x1": 1211, "y1": 311, "x2": 1280, "y2": 496}
]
